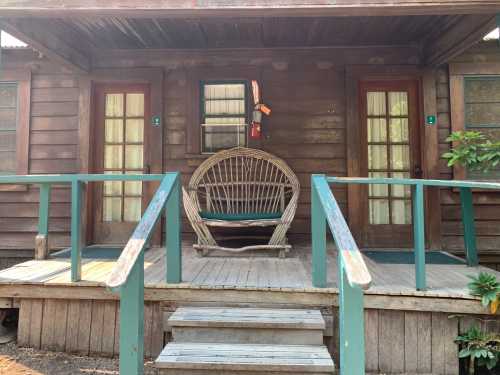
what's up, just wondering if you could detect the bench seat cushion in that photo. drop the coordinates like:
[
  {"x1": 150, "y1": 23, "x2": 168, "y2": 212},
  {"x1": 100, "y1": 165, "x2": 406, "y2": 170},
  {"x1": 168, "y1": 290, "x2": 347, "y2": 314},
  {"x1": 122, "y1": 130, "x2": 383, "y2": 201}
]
[{"x1": 200, "y1": 211, "x2": 282, "y2": 221}]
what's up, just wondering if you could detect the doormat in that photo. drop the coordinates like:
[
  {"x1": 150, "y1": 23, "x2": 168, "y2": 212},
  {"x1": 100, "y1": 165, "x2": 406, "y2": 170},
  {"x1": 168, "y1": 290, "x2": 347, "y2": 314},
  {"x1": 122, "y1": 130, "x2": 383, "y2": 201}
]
[
  {"x1": 363, "y1": 251, "x2": 466, "y2": 265},
  {"x1": 52, "y1": 246, "x2": 124, "y2": 260}
]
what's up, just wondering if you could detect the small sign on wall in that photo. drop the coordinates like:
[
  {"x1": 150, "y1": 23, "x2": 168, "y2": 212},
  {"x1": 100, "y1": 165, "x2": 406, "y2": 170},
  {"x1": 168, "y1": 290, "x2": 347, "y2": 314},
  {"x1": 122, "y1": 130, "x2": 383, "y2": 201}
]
[
  {"x1": 152, "y1": 115, "x2": 161, "y2": 127},
  {"x1": 426, "y1": 115, "x2": 436, "y2": 126}
]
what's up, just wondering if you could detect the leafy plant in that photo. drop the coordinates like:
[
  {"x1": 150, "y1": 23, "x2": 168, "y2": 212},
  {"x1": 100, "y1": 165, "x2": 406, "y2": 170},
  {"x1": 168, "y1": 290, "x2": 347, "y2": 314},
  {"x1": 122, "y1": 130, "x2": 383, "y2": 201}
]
[
  {"x1": 468, "y1": 272, "x2": 500, "y2": 314},
  {"x1": 443, "y1": 131, "x2": 500, "y2": 173},
  {"x1": 456, "y1": 326, "x2": 500, "y2": 374}
]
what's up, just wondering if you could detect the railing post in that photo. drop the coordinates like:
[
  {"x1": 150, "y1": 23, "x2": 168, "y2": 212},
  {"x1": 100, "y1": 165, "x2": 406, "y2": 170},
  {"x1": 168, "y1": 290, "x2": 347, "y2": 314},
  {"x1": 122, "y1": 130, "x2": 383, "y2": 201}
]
[
  {"x1": 460, "y1": 187, "x2": 478, "y2": 266},
  {"x1": 166, "y1": 175, "x2": 182, "y2": 283},
  {"x1": 35, "y1": 183, "x2": 51, "y2": 260},
  {"x1": 71, "y1": 179, "x2": 82, "y2": 282},
  {"x1": 311, "y1": 175, "x2": 327, "y2": 288},
  {"x1": 412, "y1": 183, "x2": 426, "y2": 290},
  {"x1": 338, "y1": 260, "x2": 366, "y2": 375},
  {"x1": 119, "y1": 251, "x2": 144, "y2": 375}
]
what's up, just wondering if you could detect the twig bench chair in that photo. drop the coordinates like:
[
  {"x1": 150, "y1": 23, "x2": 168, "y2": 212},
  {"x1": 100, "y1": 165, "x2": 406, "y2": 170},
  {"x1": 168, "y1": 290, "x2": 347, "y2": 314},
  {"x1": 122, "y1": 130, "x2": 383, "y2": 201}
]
[{"x1": 183, "y1": 147, "x2": 300, "y2": 257}]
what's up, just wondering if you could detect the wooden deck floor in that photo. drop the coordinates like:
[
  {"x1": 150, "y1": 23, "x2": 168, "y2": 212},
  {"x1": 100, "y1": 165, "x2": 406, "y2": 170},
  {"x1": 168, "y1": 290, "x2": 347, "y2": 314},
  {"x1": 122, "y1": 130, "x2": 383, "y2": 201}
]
[{"x1": 0, "y1": 242, "x2": 496, "y2": 306}]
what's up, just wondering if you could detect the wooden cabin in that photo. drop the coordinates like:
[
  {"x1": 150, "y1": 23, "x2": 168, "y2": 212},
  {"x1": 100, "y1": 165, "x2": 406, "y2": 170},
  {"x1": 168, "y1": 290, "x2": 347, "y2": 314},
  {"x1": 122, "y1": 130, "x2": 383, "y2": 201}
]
[{"x1": 1, "y1": 2, "x2": 500, "y2": 374}]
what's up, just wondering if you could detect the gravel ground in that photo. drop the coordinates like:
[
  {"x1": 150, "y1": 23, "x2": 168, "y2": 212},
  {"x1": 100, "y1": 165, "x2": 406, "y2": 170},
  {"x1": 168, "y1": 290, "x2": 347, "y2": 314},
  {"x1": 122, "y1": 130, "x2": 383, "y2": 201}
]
[{"x1": 0, "y1": 342, "x2": 158, "y2": 375}]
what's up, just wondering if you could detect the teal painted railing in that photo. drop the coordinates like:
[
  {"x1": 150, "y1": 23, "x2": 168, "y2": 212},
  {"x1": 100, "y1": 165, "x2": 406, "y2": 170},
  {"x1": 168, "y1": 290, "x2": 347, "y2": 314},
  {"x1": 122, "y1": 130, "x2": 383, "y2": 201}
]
[
  {"x1": 0, "y1": 173, "x2": 167, "y2": 282},
  {"x1": 106, "y1": 173, "x2": 181, "y2": 375},
  {"x1": 311, "y1": 174, "x2": 372, "y2": 375},
  {"x1": 323, "y1": 176, "x2": 500, "y2": 291}
]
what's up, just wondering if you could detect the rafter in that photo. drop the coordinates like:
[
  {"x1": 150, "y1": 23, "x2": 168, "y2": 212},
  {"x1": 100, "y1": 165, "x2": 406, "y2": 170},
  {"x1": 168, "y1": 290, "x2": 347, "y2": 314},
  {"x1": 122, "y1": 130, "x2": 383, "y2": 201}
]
[
  {"x1": 0, "y1": 18, "x2": 90, "y2": 73},
  {"x1": 423, "y1": 14, "x2": 497, "y2": 67}
]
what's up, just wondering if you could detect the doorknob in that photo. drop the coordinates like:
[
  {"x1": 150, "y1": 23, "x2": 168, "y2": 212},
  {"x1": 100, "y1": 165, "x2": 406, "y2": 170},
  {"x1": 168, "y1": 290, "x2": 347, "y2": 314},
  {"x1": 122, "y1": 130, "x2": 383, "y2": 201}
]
[
  {"x1": 144, "y1": 164, "x2": 151, "y2": 174},
  {"x1": 414, "y1": 165, "x2": 423, "y2": 178}
]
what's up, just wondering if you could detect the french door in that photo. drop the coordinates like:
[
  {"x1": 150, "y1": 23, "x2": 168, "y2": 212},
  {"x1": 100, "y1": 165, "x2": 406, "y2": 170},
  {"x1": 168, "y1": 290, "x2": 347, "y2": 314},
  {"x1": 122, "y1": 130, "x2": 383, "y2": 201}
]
[
  {"x1": 359, "y1": 80, "x2": 421, "y2": 248},
  {"x1": 92, "y1": 84, "x2": 151, "y2": 244}
]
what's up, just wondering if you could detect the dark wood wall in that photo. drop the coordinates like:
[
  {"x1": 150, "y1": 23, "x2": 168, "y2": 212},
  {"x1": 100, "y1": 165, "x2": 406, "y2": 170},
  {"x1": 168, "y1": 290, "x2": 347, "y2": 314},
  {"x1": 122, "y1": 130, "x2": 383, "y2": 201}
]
[
  {"x1": 1, "y1": 50, "x2": 75, "y2": 254},
  {"x1": 440, "y1": 41, "x2": 500, "y2": 268}
]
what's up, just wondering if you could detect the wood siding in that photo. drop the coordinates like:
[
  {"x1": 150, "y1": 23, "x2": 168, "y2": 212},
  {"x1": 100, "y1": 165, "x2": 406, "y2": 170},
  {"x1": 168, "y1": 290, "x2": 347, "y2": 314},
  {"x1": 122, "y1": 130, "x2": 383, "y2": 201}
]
[
  {"x1": 441, "y1": 41, "x2": 500, "y2": 267},
  {"x1": 0, "y1": 51, "x2": 77, "y2": 253}
]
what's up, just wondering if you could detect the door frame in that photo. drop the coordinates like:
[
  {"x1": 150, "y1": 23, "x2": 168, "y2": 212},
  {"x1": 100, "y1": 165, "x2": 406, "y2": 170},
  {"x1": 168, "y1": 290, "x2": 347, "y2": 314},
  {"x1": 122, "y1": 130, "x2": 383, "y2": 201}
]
[
  {"x1": 78, "y1": 68, "x2": 164, "y2": 246},
  {"x1": 345, "y1": 65, "x2": 441, "y2": 249}
]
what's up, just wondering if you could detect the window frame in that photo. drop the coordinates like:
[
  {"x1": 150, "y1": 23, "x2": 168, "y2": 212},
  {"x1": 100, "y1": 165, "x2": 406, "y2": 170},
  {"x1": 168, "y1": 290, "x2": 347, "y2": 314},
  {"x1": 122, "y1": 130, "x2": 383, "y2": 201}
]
[
  {"x1": 449, "y1": 63, "x2": 500, "y2": 182},
  {"x1": 0, "y1": 69, "x2": 31, "y2": 191},
  {"x1": 199, "y1": 79, "x2": 249, "y2": 154}
]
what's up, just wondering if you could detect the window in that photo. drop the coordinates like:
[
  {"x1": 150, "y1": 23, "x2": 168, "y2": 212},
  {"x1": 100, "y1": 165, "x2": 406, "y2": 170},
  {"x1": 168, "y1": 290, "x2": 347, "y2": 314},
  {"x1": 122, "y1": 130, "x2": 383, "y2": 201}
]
[
  {"x1": 0, "y1": 83, "x2": 18, "y2": 174},
  {"x1": 0, "y1": 70, "x2": 30, "y2": 188},
  {"x1": 200, "y1": 81, "x2": 247, "y2": 153},
  {"x1": 464, "y1": 76, "x2": 500, "y2": 180}
]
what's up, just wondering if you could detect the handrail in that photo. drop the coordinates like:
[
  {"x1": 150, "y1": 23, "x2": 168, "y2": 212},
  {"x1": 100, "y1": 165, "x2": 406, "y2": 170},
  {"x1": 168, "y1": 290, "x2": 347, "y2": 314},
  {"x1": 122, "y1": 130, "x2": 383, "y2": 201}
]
[
  {"x1": 104, "y1": 172, "x2": 181, "y2": 375},
  {"x1": 311, "y1": 174, "x2": 371, "y2": 375},
  {"x1": 327, "y1": 176, "x2": 500, "y2": 291},
  {"x1": 106, "y1": 173, "x2": 180, "y2": 288},
  {"x1": 0, "y1": 173, "x2": 166, "y2": 281},
  {"x1": 312, "y1": 175, "x2": 372, "y2": 289}
]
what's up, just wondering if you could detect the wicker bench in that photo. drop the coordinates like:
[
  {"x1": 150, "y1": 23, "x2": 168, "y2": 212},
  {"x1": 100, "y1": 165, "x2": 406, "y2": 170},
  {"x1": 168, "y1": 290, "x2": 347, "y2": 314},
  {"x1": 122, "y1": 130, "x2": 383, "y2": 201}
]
[{"x1": 183, "y1": 147, "x2": 300, "y2": 257}]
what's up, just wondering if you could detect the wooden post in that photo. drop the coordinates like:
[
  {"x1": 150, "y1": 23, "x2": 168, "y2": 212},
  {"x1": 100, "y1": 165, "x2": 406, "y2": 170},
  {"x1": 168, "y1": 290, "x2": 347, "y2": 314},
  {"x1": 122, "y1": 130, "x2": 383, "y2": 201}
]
[
  {"x1": 338, "y1": 260, "x2": 366, "y2": 375},
  {"x1": 71, "y1": 179, "x2": 82, "y2": 282},
  {"x1": 311, "y1": 175, "x2": 327, "y2": 288},
  {"x1": 35, "y1": 183, "x2": 51, "y2": 260},
  {"x1": 460, "y1": 187, "x2": 478, "y2": 266},
  {"x1": 166, "y1": 175, "x2": 182, "y2": 284},
  {"x1": 119, "y1": 251, "x2": 144, "y2": 375},
  {"x1": 412, "y1": 183, "x2": 426, "y2": 290}
]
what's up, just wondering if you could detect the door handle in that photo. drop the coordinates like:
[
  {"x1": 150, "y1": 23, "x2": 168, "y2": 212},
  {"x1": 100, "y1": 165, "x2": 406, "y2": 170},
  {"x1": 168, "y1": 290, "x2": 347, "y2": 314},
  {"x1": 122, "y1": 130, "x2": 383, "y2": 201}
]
[
  {"x1": 414, "y1": 165, "x2": 423, "y2": 178},
  {"x1": 144, "y1": 164, "x2": 151, "y2": 174}
]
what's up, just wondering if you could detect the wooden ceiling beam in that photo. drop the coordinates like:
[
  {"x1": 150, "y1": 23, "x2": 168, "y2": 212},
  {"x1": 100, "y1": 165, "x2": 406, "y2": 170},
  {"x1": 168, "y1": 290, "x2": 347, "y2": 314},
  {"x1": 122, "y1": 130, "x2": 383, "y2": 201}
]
[
  {"x1": 423, "y1": 14, "x2": 497, "y2": 67},
  {"x1": 0, "y1": 1, "x2": 500, "y2": 18},
  {"x1": 0, "y1": 18, "x2": 90, "y2": 73}
]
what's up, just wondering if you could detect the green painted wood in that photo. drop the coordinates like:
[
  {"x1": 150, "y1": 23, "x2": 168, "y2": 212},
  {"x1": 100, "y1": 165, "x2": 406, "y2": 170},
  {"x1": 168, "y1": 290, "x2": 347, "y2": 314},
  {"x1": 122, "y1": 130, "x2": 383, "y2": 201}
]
[
  {"x1": 311, "y1": 175, "x2": 327, "y2": 288},
  {"x1": 338, "y1": 260, "x2": 366, "y2": 375},
  {"x1": 412, "y1": 183, "x2": 426, "y2": 291},
  {"x1": 166, "y1": 174, "x2": 182, "y2": 283},
  {"x1": 119, "y1": 251, "x2": 144, "y2": 375},
  {"x1": 71, "y1": 180, "x2": 82, "y2": 282},
  {"x1": 0, "y1": 174, "x2": 164, "y2": 184},
  {"x1": 38, "y1": 183, "x2": 51, "y2": 236},
  {"x1": 327, "y1": 176, "x2": 500, "y2": 190},
  {"x1": 460, "y1": 187, "x2": 479, "y2": 266}
]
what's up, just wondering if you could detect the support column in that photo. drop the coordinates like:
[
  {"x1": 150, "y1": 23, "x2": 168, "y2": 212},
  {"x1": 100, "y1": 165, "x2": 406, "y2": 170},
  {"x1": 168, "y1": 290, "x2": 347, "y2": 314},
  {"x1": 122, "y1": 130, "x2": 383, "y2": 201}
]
[
  {"x1": 311, "y1": 175, "x2": 327, "y2": 288},
  {"x1": 35, "y1": 183, "x2": 51, "y2": 260}
]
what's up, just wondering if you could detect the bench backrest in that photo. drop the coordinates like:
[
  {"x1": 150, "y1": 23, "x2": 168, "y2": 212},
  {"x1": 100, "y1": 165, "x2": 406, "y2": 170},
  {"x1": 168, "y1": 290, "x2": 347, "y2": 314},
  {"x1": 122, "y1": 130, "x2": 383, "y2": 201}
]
[{"x1": 188, "y1": 147, "x2": 300, "y2": 215}]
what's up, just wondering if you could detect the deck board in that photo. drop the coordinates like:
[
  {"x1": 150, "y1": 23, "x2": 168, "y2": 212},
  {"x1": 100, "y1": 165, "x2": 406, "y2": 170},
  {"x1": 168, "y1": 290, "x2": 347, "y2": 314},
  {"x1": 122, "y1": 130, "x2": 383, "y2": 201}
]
[{"x1": 0, "y1": 241, "x2": 497, "y2": 304}]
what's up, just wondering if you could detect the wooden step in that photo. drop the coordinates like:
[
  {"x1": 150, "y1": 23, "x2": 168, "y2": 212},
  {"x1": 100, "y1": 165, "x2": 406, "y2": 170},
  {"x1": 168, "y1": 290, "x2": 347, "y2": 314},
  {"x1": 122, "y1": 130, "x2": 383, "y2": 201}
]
[
  {"x1": 155, "y1": 342, "x2": 335, "y2": 374},
  {"x1": 168, "y1": 307, "x2": 325, "y2": 345}
]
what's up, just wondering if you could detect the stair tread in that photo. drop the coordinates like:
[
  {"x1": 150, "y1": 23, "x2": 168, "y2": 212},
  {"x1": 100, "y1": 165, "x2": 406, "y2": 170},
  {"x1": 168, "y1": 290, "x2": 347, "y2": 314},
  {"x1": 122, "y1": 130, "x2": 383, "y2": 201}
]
[
  {"x1": 155, "y1": 342, "x2": 335, "y2": 372},
  {"x1": 169, "y1": 307, "x2": 325, "y2": 329}
]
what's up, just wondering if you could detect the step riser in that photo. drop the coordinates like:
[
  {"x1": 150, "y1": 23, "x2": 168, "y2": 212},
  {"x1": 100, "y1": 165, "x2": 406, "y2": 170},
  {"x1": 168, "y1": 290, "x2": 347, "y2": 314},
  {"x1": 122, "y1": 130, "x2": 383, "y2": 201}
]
[
  {"x1": 172, "y1": 327, "x2": 324, "y2": 345},
  {"x1": 159, "y1": 370, "x2": 332, "y2": 375}
]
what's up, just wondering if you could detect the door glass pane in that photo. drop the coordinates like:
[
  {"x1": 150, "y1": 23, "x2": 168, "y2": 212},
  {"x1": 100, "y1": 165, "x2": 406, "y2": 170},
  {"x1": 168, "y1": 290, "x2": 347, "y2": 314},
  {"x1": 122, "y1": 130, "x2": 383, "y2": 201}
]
[
  {"x1": 105, "y1": 119, "x2": 123, "y2": 143},
  {"x1": 368, "y1": 145, "x2": 387, "y2": 169},
  {"x1": 389, "y1": 118, "x2": 409, "y2": 142},
  {"x1": 125, "y1": 119, "x2": 144, "y2": 142},
  {"x1": 367, "y1": 92, "x2": 386, "y2": 116},
  {"x1": 103, "y1": 197, "x2": 122, "y2": 222},
  {"x1": 390, "y1": 145, "x2": 410, "y2": 170},
  {"x1": 368, "y1": 172, "x2": 388, "y2": 197},
  {"x1": 388, "y1": 92, "x2": 408, "y2": 116},
  {"x1": 126, "y1": 93, "x2": 144, "y2": 117},
  {"x1": 369, "y1": 199, "x2": 389, "y2": 224},
  {"x1": 391, "y1": 200, "x2": 412, "y2": 224},
  {"x1": 105, "y1": 94, "x2": 124, "y2": 117},
  {"x1": 125, "y1": 145, "x2": 143, "y2": 169},
  {"x1": 125, "y1": 181, "x2": 142, "y2": 195},
  {"x1": 104, "y1": 145, "x2": 123, "y2": 169},
  {"x1": 391, "y1": 172, "x2": 411, "y2": 198},
  {"x1": 124, "y1": 197, "x2": 141, "y2": 221},
  {"x1": 367, "y1": 119, "x2": 387, "y2": 142}
]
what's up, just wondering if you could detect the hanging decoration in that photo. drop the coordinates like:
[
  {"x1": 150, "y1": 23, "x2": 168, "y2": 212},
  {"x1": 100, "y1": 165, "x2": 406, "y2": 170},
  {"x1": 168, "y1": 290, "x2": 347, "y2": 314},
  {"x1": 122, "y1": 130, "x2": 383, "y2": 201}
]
[{"x1": 250, "y1": 80, "x2": 271, "y2": 139}]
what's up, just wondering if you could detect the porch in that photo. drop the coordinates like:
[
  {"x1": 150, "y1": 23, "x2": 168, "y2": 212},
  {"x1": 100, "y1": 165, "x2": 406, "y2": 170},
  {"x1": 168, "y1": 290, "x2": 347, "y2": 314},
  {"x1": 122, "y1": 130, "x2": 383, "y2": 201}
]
[{"x1": 0, "y1": 242, "x2": 493, "y2": 309}]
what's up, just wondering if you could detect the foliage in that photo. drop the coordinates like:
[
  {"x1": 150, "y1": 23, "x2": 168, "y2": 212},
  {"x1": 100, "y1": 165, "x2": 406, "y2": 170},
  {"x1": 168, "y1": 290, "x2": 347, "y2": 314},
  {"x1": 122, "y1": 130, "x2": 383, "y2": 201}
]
[
  {"x1": 443, "y1": 131, "x2": 500, "y2": 173},
  {"x1": 456, "y1": 326, "x2": 500, "y2": 374},
  {"x1": 468, "y1": 272, "x2": 500, "y2": 314}
]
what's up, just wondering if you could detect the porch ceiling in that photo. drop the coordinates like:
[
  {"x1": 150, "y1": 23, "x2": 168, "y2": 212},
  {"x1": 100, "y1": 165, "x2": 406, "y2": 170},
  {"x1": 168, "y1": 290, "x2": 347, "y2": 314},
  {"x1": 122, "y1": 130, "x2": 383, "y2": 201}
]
[{"x1": 0, "y1": 13, "x2": 497, "y2": 71}]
